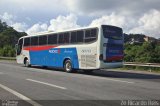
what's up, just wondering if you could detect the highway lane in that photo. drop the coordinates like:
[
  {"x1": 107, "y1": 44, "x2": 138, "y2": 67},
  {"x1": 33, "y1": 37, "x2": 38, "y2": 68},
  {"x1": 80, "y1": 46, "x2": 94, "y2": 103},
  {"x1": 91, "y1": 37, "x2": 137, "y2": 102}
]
[{"x1": 0, "y1": 60, "x2": 160, "y2": 106}]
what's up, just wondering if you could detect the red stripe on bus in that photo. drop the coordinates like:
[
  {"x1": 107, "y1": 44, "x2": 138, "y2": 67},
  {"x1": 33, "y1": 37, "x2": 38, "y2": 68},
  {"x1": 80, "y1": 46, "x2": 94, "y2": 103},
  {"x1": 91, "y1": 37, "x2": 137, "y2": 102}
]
[
  {"x1": 23, "y1": 45, "x2": 58, "y2": 51},
  {"x1": 106, "y1": 56, "x2": 123, "y2": 61}
]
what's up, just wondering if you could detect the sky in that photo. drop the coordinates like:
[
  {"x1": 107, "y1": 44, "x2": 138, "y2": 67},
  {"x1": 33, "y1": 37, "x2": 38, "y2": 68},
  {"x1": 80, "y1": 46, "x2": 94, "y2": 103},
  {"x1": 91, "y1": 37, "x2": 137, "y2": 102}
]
[{"x1": 0, "y1": 0, "x2": 160, "y2": 38}]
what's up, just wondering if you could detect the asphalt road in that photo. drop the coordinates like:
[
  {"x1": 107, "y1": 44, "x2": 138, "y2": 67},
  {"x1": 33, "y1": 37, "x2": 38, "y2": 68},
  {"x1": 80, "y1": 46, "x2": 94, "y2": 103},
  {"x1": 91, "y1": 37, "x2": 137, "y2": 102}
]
[{"x1": 0, "y1": 60, "x2": 160, "y2": 106}]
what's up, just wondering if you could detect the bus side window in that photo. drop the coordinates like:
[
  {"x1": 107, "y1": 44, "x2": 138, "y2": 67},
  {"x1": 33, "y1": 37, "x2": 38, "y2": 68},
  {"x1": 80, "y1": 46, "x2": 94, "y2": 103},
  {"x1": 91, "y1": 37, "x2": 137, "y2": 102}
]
[
  {"x1": 24, "y1": 37, "x2": 30, "y2": 46},
  {"x1": 71, "y1": 32, "x2": 77, "y2": 44},
  {"x1": 77, "y1": 30, "x2": 84, "y2": 43},
  {"x1": 64, "y1": 32, "x2": 70, "y2": 44},
  {"x1": 58, "y1": 33, "x2": 64, "y2": 44},
  {"x1": 31, "y1": 37, "x2": 38, "y2": 46},
  {"x1": 91, "y1": 29, "x2": 97, "y2": 38},
  {"x1": 48, "y1": 34, "x2": 58, "y2": 45},
  {"x1": 84, "y1": 29, "x2": 91, "y2": 43},
  {"x1": 85, "y1": 28, "x2": 97, "y2": 43},
  {"x1": 39, "y1": 36, "x2": 47, "y2": 45},
  {"x1": 17, "y1": 38, "x2": 23, "y2": 55}
]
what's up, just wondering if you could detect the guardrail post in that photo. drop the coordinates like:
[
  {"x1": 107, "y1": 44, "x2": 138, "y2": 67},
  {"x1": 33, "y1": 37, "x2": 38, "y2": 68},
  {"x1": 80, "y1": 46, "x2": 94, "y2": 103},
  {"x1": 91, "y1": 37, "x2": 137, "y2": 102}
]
[{"x1": 149, "y1": 66, "x2": 152, "y2": 72}]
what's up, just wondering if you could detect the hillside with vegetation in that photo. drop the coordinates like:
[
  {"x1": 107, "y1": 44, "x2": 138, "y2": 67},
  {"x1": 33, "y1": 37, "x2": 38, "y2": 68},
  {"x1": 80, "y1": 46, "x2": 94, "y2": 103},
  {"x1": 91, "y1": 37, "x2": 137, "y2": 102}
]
[
  {"x1": 0, "y1": 20, "x2": 27, "y2": 57},
  {"x1": 124, "y1": 42, "x2": 160, "y2": 63},
  {"x1": 124, "y1": 34, "x2": 160, "y2": 63}
]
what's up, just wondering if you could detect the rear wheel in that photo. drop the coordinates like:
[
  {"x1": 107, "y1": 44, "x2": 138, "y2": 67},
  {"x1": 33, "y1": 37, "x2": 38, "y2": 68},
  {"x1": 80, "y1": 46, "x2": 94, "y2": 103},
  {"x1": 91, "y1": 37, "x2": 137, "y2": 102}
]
[
  {"x1": 24, "y1": 59, "x2": 31, "y2": 67},
  {"x1": 64, "y1": 60, "x2": 72, "y2": 73}
]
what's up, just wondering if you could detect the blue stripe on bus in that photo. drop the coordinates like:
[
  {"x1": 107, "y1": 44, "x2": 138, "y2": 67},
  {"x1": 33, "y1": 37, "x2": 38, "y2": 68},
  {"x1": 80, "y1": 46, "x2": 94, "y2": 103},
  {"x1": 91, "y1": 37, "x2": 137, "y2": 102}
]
[
  {"x1": 106, "y1": 39, "x2": 124, "y2": 61},
  {"x1": 29, "y1": 48, "x2": 79, "y2": 69},
  {"x1": 108, "y1": 39, "x2": 123, "y2": 44}
]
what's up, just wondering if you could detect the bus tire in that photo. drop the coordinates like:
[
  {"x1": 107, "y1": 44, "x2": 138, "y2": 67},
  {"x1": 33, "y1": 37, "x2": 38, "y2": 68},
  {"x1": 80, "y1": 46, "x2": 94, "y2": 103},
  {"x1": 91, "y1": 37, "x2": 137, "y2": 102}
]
[
  {"x1": 64, "y1": 60, "x2": 73, "y2": 73},
  {"x1": 24, "y1": 58, "x2": 31, "y2": 67}
]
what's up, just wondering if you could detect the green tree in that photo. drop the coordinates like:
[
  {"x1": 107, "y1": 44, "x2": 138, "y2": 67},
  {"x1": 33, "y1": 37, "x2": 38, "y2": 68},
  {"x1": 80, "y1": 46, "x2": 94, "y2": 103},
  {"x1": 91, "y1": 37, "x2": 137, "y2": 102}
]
[
  {"x1": 0, "y1": 45, "x2": 15, "y2": 57},
  {"x1": 0, "y1": 19, "x2": 27, "y2": 57},
  {"x1": 124, "y1": 42, "x2": 160, "y2": 63},
  {"x1": 154, "y1": 45, "x2": 160, "y2": 63},
  {"x1": 124, "y1": 43, "x2": 141, "y2": 62}
]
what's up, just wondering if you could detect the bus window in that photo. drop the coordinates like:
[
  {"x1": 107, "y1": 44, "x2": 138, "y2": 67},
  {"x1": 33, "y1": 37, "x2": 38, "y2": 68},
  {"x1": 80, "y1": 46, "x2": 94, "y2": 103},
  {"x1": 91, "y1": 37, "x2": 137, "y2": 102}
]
[
  {"x1": 102, "y1": 25, "x2": 122, "y2": 40},
  {"x1": 31, "y1": 37, "x2": 38, "y2": 46},
  {"x1": 84, "y1": 28, "x2": 97, "y2": 43},
  {"x1": 58, "y1": 33, "x2": 64, "y2": 44},
  {"x1": 48, "y1": 34, "x2": 58, "y2": 45},
  {"x1": 17, "y1": 38, "x2": 23, "y2": 55},
  {"x1": 24, "y1": 37, "x2": 30, "y2": 46},
  {"x1": 39, "y1": 36, "x2": 47, "y2": 45},
  {"x1": 71, "y1": 32, "x2": 77, "y2": 43},
  {"x1": 85, "y1": 30, "x2": 90, "y2": 38},
  {"x1": 64, "y1": 32, "x2": 70, "y2": 44},
  {"x1": 91, "y1": 29, "x2": 97, "y2": 38},
  {"x1": 77, "y1": 30, "x2": 84, "y2": 43}
]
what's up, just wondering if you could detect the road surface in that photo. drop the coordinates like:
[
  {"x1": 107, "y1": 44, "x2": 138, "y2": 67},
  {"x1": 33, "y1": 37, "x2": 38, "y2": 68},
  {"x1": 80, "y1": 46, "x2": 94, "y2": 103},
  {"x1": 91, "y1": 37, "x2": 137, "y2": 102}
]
[{"x1": 0, "y1": 60, "x2": 160, "y2": 106}]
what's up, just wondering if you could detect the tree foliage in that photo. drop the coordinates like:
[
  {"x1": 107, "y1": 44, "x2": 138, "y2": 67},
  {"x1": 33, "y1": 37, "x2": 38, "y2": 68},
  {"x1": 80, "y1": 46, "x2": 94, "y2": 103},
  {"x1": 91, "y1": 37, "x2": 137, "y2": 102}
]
[
  {"x1": 124, "y1": 42, "x2": 160, "y2": 63},
  {"x1": 0, "y1": 20, "x2": 27, "y2": 57}
]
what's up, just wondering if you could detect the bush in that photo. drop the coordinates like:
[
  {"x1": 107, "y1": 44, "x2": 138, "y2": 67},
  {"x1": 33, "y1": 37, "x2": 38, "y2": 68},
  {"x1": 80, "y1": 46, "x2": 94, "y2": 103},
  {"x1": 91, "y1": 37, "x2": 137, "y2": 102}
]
[
  {"x1": 124, "y1": 42, "x2": 160, "y2": 63},
  {"x1": 0, "y1": 45, "x2": 15, "y2": 57}
]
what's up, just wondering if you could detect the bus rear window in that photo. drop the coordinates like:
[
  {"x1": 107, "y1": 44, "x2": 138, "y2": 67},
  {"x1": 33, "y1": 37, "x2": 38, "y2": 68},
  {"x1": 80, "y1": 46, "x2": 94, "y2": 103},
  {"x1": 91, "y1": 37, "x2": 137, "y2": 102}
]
[{"x1": 102, "y1": 25, "x2": 123, "y2": 40}]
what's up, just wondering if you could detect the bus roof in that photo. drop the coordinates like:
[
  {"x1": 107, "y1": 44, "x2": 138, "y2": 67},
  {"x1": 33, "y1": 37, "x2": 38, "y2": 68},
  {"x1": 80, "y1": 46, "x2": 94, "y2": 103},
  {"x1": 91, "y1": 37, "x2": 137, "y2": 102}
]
[{"x1": 20, "y1": 24, "x2": 121, "y2": 39}]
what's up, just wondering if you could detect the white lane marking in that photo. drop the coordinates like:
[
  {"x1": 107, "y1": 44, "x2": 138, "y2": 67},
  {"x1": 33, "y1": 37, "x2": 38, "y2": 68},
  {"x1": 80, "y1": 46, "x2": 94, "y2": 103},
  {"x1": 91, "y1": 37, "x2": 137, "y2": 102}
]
[
  {"x1": 0, "y1": 83, "x2": 42, "y2": 106},
  {"x1": 0, "y1": 72, "x2": 4, "y2": 74},
  {"x1": 82, "y1": 75, "x2": 134, "y2": 84},
  {"x1": 24, "y1": 67, "x2": 134, "y2": 84},
  {"x1": 26, "y1": 79, "x2": 67, "y2": 90},
  {"x1": 104, "y1": 78, "x2": 134, "y2": 84}
]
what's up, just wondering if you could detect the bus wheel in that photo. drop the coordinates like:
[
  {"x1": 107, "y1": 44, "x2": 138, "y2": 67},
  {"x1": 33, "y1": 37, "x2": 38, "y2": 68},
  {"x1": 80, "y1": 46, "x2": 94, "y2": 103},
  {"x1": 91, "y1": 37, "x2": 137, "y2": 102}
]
[
  {"x1": 24, "y1": 59, "x2": 31, "y2": 67},
  {"x1": 64, "y1": 60, "x2": 72, "y2": 73}
]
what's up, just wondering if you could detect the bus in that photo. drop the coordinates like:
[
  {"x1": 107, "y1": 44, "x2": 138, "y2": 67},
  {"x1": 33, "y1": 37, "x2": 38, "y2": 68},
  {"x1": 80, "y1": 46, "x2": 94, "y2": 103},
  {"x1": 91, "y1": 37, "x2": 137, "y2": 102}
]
[{"x1": 16, "y1": 25, "x2": 124, "y2": 72}]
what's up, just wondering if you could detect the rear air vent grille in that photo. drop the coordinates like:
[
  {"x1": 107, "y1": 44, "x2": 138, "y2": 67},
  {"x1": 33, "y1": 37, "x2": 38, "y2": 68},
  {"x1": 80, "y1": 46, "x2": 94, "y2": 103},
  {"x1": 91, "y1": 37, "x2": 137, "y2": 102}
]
[{"x1": 81, "y1": 55, "x2": 96, "y2": 68}]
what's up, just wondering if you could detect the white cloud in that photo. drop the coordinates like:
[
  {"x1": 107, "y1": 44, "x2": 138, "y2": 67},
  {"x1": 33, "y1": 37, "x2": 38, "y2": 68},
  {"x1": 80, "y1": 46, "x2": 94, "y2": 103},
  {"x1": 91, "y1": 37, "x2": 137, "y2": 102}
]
[
  {"x1": 48, "y1": 13, "x2": 80, "y2": 31},
  {"x1": 63, "y1": 0, "x2": 160, "y2": 16},
  {"x1": 89, "y1": 9, "x2": 160, "y2": 38},
  {"x1": 0, "y1": 12, "x2": 27, "y2": 32},
  {"x1": 0, "y1": 12, "x2": 14, "y2": 25},
  {"x1": 129, "y1": 9, "x2": 160, "y2": 38},
  {"x1": 89, "y1": 13, "x2": 126, "y2": 28},
  {"x1": 26, "y1": 23, "x2": 48, "y2": 35},
  {"x1": 26, "y1": 14, "x2": 80, "y2": 35},
  {"x1": 11, "y1": 22, "x2": 27, "y2": 32},
  {"x1": 89, "y1": 13, "x2": 137, "y2": 33},
  {"x1": 0, "y1": 0, "x2": 67, "y2": 14}
]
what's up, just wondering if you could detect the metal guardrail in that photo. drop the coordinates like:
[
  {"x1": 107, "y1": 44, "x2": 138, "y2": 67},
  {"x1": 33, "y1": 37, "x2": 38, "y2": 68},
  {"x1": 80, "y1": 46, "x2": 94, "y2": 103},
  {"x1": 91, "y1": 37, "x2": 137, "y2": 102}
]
[
  {"x1": 124, "y1": 62, "x2": 160, "y2": 68},
  {"x1": 0, "y1": 57, "x2": 16, "y2": 60}
]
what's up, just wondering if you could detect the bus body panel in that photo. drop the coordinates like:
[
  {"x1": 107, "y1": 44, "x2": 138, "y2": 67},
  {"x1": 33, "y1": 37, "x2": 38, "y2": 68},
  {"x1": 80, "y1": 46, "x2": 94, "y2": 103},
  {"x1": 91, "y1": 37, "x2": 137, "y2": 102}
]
[
  {"x1": 76, "y1": 43, "x2": 98, "y2": 69},
  {"x1": 99, "y1": 25, "x2": 123, "y2": 68},
  {"x1": 29, "y1": 47, "x2": 79, "y2": 68},
  {"x1": 25, "y1": 42, "x2": 98, "y2": 69}
]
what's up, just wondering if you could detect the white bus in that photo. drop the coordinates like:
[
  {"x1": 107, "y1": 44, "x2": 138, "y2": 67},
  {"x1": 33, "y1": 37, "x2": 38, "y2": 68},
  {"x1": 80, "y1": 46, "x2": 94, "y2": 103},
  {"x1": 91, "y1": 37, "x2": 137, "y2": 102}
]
[{"x1": 16, "y1": 25, "x2": 124, "y2": 72}]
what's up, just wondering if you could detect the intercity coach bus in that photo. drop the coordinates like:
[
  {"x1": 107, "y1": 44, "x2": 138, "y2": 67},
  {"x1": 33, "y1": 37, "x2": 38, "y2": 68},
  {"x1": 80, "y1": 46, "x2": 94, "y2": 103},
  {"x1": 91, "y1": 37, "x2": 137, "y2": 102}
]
[{"x1": 16, "y1": 25, "x2": 124, "y2": 72}]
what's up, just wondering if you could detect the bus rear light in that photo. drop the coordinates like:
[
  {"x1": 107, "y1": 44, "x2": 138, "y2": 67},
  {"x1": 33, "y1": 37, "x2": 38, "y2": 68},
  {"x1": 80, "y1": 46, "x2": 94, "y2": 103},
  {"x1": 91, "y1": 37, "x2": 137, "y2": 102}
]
[
  {"x1": 106, "y1": 56, "x2": 123, "y2": 61},
  {"x1": 99, "y1": 54, "x2": 103, "y2": 60}
]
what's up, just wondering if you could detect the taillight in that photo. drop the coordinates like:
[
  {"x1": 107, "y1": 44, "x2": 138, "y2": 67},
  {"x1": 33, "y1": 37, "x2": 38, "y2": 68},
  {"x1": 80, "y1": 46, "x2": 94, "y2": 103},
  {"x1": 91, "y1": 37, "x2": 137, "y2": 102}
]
[{"x1": 99, "y1": 54, "x2": 103, "y2": 60}]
